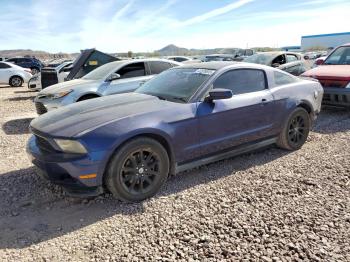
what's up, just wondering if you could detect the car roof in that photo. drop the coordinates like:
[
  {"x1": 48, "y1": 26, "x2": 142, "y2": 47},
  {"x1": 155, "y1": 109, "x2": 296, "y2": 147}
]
[
  {"x1": 255, "y1": 51, "x2": 301, "y2": 56},
  {"x1": 177, "y1": 61, "x2": 273, "y2": 71},
  {"x1": 205, "y1": 54, "x2": 235, "y2": 57},
  {"x1": 104, "y1": 58, "x2": 182, "y2": 67}
]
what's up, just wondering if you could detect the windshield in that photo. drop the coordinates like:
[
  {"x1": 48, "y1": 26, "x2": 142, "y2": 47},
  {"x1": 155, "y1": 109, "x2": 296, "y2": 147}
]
[
  {"x1": 136, "y1": 68, "x2": 215, "y2": 103},
  {"x1": 244, "y1": 53, "x2": 275, "y2": 65},
  {"x1": 205, "y1": 56, "x2": 233, "y2": 62},
  {"x1": 82, "y1": 62, "x2": 119, "y2": 80},
  {"x1": 324, "y1": 46, "x2": 350, "y2": 65}
]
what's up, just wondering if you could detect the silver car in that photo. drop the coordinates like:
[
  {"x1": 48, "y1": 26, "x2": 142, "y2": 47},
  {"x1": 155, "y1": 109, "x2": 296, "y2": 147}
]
[{"x1": 34, "y1": 59, "x2": 180, "y2": 114}]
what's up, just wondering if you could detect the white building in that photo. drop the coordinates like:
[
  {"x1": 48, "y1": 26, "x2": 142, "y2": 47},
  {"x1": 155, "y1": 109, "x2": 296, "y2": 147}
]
[{"x1": 301, "y1": 32, "x2": 350, "y2": 50}]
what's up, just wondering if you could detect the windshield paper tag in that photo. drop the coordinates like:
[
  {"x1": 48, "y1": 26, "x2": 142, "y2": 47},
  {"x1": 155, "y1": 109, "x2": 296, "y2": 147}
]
[{"x1": 194, "y1": 69, "x2": 214, "y2": 75}]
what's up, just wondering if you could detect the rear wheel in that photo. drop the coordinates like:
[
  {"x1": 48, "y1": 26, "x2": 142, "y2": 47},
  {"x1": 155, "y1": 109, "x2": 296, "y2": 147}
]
[
  {"x1": 105, "y1": 137, "x2": 169, "y2": 202},
  {"x1": 9, "y1": 76, "x2": 23, "y2": 87},
  {"x1": 277, "y1": 107, "x2": 310, "y2": 150}
]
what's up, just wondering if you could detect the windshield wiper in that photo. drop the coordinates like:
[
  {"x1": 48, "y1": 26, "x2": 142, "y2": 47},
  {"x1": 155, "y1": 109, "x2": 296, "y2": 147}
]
[{"x1": 169, "y1": 96, "x2": 187, "y2": 103}]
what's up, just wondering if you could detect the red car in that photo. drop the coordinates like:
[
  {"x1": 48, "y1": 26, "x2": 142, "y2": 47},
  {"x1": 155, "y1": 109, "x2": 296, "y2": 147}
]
[{"x1": 302, "y1": 43, "x2": 350, "y2": 107}]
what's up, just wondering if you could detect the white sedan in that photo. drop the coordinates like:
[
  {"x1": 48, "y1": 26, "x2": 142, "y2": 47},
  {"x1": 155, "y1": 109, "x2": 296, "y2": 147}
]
[{"x1": 0, "y1": 61, "x2": 32, "y2": 87}]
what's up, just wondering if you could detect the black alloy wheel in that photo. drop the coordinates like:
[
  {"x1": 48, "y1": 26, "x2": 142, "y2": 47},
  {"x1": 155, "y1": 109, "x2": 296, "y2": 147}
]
[
  {"x1": 120, "y1": 149, "x2": 161, "y2": 195},
  {"x1": 277, "y1": 107, "x2": 310, "y2": 150},
  {"x1": 105, "y1": 137, "x2": 169, "y2": 202},
  {"x1": 287, "y1": 115, "x2": 306, "y2": 147}
]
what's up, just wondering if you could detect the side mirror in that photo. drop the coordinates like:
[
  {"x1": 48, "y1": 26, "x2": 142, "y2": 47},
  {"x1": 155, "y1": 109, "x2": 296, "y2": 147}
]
[
  {"x1": 205, "y1": 88, "x2": 233, "y2": 102},
  {"x1": 272, "y1": 63, "x2": 280, "y2": 68},
  {"x1": 315, "y1": 58, "x2": 325, "y2": 66},
  {"x1": 107, "y1": 73, "x2": 121, "y2": 82}
]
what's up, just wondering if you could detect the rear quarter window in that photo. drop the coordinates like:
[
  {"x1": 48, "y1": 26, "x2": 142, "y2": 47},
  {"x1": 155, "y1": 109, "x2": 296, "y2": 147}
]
[{"x1": 274, "y1": 71, "x2": 298, "y2": 86}]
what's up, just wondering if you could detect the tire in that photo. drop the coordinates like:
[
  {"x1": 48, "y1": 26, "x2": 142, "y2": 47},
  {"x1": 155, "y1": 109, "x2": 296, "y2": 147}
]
[
  {"x1": 277, "y1": 107, "x2": 310, "y2": 150},
  {"x1": 105, "y1": 137, "x2": 169, "y2": 202},
  {"x1": 77, "y1": 95, "x2": 99, "y2": 102},
  {"x1": 31, "y1": 67, "x2": 40, "y2": 75},
  {"x1": 9, "y1": 76, "x2": 23, "y2": 87}
]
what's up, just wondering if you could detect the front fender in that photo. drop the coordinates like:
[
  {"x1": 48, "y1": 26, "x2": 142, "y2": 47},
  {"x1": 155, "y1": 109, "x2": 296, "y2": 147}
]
[{"x1": 90, "y1": 127, "x2": 175, "y2": 185}]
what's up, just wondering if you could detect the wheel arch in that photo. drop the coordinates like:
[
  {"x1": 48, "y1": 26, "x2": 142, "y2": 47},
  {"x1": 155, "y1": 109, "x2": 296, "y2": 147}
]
[
  {"x1": 77, "y1": 93, "x2": 101, "y2": 102},
  {"x1": 297, "y1": 100, "x2": 314, "y2": 115},
  {"x1": 101, "y1": 130, "x2": 176, "y2": 186}
]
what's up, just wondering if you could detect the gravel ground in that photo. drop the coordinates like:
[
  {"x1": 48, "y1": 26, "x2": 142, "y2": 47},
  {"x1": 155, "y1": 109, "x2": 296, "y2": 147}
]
[{"x1": 0, "y1": 85, "x2": 349, "y2": 262}]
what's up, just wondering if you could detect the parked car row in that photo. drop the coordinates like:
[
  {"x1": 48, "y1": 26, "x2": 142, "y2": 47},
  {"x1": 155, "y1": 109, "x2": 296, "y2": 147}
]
[
  {"x1": 34, "y1": 59, "x2": 181, "y2": 114},
  {"x1": 26, "y1": 60, "x2": 324, "y2": 202}
]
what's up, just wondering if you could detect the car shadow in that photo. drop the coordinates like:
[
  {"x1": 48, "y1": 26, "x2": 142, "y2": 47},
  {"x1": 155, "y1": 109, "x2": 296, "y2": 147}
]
[
  {"x1": 14, "y1": 90, "x2": 38, "y2": 94},
  {"x1": 7, "y1": 95, "x2": 36, "y2": 102},
  {"x1": 313, "y1": 107, "x2": 350, "y2": 134},
  {"x1": 2, "y1": 118, "x2": 34, "y2": 135},
  {"x1": 0, "y1": 145, "x2": 290, "y2": 249}
]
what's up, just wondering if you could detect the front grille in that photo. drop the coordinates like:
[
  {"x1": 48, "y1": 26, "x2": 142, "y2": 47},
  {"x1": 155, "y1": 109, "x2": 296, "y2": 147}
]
[
  {"x1": 35, "y1": 102, "x2": 47, "y2": 115},
  {"x1": 35, "y1": 135, "x2": 56, "y2": 153},
  {"x1": 322, "y1": 93, "x2": 349, "y2": 105},
  {"x1": 41, "y1": 70, "x2": 58, "y2": 89}
]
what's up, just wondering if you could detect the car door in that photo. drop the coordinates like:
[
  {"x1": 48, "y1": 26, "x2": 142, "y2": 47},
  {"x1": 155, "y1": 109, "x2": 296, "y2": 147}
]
[
  {"x1": 103, "y1": 62, "x2": 152, "y2": 95},
  {"x1": 197, "y1": 69, "x2": 278, "y2": 156},
  {"x1": 0, "y1": 62, "x2": 12, "y2": 84}
]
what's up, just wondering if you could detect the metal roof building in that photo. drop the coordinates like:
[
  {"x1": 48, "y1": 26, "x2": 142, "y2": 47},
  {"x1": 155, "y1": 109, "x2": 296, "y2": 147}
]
[{"x1": 301, "y1": 32, "x2": 350, "y2": 50}]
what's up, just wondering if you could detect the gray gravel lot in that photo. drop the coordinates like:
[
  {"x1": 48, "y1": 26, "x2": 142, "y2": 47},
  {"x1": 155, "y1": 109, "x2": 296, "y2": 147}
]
[{"x1": 0, "y1": 85, "x2": 349, "y2": 261}]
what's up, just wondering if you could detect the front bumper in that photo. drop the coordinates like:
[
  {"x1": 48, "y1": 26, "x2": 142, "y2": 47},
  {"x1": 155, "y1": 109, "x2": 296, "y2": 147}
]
[
  {"x1": 28, "y1": 77, "x2": 42, "y2": 91},
  {"x1": 26, "y1": 135, "x2": 105, "y2": 197},
  {"x1": 34, "y1": 95, "x2": 70, "y2": 115},
  {"x1": 322, "y1": 87, "x2": 350, "y2": 107}
]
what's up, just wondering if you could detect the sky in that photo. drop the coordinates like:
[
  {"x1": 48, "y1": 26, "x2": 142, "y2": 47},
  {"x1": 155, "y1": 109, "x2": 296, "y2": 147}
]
[{"x1": 0, "y1": 0, "x2": 349, "y2": 53}]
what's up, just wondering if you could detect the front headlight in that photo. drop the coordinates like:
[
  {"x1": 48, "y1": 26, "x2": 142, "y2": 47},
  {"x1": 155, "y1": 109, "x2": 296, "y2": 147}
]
[
  {"x1": 30, "y1": 75, "x2": 39, "y2": 81},
  {"x1": 52, "y1": 89, "x2": 73, "y2": 99},
  {"x1": 346, "y1": 82, "x2": 350, "y2": 89},
  {"x1": 54, "y1": 139, "x2": 87, "y2": 154}
]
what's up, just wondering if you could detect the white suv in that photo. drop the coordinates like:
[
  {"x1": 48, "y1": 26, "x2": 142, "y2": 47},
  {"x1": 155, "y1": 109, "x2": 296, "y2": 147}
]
[{"x1": 0, "y1": 62, "x2": 32, "y2": 87}]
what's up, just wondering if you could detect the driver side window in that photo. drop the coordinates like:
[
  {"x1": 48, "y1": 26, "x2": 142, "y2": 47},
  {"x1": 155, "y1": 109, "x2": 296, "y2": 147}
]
[
  {"x1": 117, "y1": 62, "x2": 146, "y2": 79},
  {"x1": 213, "y1": 69, "x2": 267, "y2": 95},
  {"x1": 272, "y1": 55, "x2": 286, "y2": 65}
]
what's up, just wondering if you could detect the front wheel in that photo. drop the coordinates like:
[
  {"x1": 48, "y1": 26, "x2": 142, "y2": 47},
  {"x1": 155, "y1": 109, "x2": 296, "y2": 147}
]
[
  {"x1": 105, "y1": 137, "x2": 169, "y2": 202},
  {"x1": 277, "y1": 107, "x2": 310, "y2": 150}
]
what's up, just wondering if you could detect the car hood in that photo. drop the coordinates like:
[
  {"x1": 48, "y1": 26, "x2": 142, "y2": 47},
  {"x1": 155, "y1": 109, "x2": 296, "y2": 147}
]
[
  {"x1": 39, "y1": 79, "x2": 100, "y2": 95},
  {"x1": 302, "y1": 65, "x2": 350, "y2": 81},
  {"x1": 31, "y1": 93, "x2": 172, "y2": 137}
]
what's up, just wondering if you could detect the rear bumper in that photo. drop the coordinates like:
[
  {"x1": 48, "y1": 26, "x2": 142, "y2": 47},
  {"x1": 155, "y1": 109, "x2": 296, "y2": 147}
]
[
  {"x1": 322, "y1": 87, "x2": 350, "y2": 107},
  {"x1": 26, "y1": 135, "x2": 105, "y2": 197}
]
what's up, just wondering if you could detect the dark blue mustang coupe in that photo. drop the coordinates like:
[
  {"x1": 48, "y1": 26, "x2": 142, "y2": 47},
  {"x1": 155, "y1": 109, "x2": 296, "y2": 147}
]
[{"x1": 27, "y1": 62, "x2": 323, "y2": 202}]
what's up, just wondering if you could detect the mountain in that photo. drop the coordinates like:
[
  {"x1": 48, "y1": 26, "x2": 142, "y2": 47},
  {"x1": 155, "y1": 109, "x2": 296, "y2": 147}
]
[
  {"x1": 156, "y1": 44, "x2": 189, "y2": 56},
  {"x1": 155, "y1": 44, "x2": 248, "y2": 56}
]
